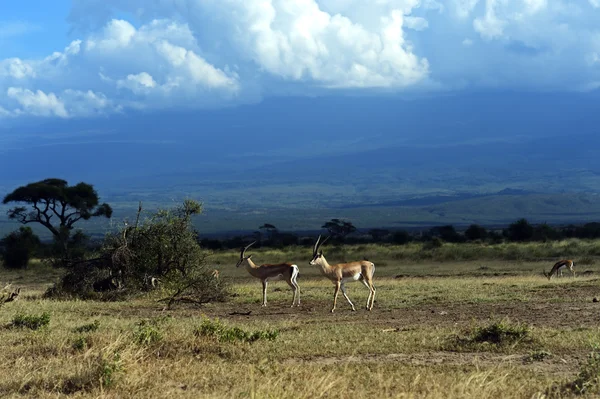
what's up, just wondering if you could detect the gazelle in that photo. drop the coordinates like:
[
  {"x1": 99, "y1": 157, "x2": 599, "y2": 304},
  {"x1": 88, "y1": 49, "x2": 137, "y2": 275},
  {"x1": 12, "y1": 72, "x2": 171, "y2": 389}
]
[
  {"x1": 309, "y1": 235, "x2": 376, "y2": 312},
  {"x1": 544, "y1": 259, "x2": 575, "y2": 280},
  {"x1": 236, "y1": 241, "x2": 300, "y2": 307}
]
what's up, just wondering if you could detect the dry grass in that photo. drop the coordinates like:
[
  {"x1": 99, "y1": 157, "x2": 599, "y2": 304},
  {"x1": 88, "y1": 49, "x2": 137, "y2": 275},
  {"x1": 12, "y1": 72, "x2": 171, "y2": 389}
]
[{"x1": 1, "y1": 255, "x2": 600, "y2": 398}]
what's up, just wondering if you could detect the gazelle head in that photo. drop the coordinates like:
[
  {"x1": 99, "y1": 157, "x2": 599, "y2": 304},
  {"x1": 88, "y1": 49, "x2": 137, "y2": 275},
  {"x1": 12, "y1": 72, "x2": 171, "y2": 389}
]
[
  {"x1": 543, "y1": 270, "x2": 552, "y2": 280},
  {"x1": 236, "y1": 241, "x2": 256, "y2": 267},
  {"x1": 310, "y1": 235, "x2": 330, "y2": 265}
]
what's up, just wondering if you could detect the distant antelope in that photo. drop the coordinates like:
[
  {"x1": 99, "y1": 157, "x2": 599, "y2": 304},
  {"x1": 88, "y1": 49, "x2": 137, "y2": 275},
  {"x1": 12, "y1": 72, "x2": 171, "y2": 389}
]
[
  {"x1": 1, "y1": 287, "x2": 20, "y2": 303},
  {"x1": 211, "y1": 269, "x2": 220, "y2": 279},
  {"x1": 236, "y1": 241, "x2": 300, "y2": 307},
  {"x1": 310, "y1": 235, "x2": 376, "y2": 312},
  {"x1": 544, "y1": 259, "x2": 575, "y2": 280}
]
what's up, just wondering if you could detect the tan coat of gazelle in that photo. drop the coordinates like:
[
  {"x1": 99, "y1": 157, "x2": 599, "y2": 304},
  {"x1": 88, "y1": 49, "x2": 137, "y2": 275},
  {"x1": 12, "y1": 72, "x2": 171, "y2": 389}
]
[
  {"x1": 236, "y1": 241, "x2": 300, "y2": 307},
  {"x1": 309, "y1": 235, "x2": 376, "y2": 312},
  {"x1": 544, "y1": 259, "x2": 575, "y2": 280}
]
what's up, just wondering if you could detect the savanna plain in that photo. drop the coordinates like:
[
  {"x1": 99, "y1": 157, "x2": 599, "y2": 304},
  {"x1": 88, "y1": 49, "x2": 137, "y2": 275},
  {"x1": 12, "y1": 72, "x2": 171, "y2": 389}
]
[{"x1": 2, "y1": 241, "x2": 600, "y2": 398}]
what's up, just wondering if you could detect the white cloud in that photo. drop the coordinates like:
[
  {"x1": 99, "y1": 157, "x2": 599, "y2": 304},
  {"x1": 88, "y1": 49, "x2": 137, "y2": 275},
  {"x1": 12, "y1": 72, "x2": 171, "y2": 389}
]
[
  {"x1": 1, "y1": 0, "x2": 600, "y2": 119},
  {"x1": 7, "y1": 88, "x2": 68, "y2": 118},
  {"x1": 0, "y1": 105, "x2": 11, "y2": 117},
  {"x1": 523, "y1": 0, "x2": 547, "y2": 13},
  {"x1": 117, "y1": 72, "x2": 157, "y2": 94},
  {"x1": 404, "y1": 16, "x2": 429, "y2": 30},
  {"x1": 473, "y1": 0, "x2": 505, "y2": 40},
  {"x1": 0, "y1": 18, "x2": 239, "y2": 118},
  {"x1": 0, "y1": 58, "x2": 36, "y2": 79},
  {"x1": 204, "y1": 1, "x2": 429, "y2": 88},
  {"x1": 453, "y1": 0, "x2": 480, "y2": 18}
]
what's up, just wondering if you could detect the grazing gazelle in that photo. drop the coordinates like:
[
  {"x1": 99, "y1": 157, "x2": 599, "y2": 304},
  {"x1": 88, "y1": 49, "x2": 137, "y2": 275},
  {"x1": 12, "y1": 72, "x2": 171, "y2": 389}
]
[
  {"x1": 544, "y1": 259, "x2": 575, "y2": 280},
  {"x1": 309, "y1": 235, "x2": 376, "y2": 312},
  {"x1": 236, "y1": 241, "x2": 300, "y2": 307}
]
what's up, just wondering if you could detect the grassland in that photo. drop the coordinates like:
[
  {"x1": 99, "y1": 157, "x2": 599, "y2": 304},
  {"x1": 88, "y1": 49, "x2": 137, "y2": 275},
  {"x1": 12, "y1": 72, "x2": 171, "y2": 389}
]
[{"x1": 1, "y1": 245, "x2": 600, "y2": 398}]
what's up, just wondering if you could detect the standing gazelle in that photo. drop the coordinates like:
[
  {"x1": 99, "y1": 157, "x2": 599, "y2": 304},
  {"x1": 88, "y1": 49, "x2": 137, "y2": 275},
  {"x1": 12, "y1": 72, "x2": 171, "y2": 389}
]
[
  {"x1": 309, "y1": 235, "x2": 376, "y2": 312},
  {"x1": 544, "y1": 259, "x2": 575, "y2": 280},
  {"x1": 236, "y1": 241, "x2": 300, "y2": 307}
]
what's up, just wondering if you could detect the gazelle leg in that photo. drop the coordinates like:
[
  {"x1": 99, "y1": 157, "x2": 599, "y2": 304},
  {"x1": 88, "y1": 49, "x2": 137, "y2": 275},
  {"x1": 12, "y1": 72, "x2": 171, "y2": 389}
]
[
  {"x1": 262, "y1": 280, "x2": 268, "y2": 306},
  {"x1": 361, "y1": 278, "x2": 372, "y2": 310},
  {"x1": 340, "y1": 283, "x2": 355, "y2": 311},
  {"x1": 369, "y1": 284, "x2": 376, "y2": 311},
  {"x1": 286, "y1": 278, "x2": 299, "y2": 307},
  {"x1": 332, "y1": 281, "x2": 341, "y2": 313},
  {"x1": 292, "y1": 268, "x2": 300, "y2": 306}
]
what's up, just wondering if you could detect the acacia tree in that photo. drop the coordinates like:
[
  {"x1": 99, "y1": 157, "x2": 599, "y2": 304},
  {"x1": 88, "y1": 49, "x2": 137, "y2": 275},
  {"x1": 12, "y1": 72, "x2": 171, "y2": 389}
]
[
  {"x1": 259, "y1": 223, "x2": 279, "y2": 243},
  {"x1": 322, "y1": 218, "x2": 357, "y2": 239},
  {"x1": 3, "y1": 178, "x2": 112, "y2": 261}
]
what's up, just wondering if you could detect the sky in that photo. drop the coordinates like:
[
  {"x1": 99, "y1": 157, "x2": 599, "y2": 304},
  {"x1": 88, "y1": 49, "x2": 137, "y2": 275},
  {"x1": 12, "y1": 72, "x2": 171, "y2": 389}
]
[{"x1": 1, "y1": 0, "x2": 600, "y2": 122}]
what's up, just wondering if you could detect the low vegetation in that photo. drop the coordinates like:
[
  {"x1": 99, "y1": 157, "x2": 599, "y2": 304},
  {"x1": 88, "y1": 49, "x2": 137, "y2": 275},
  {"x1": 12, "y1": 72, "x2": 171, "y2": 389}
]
[
  {"x1": 11, "y1": 312, "x2": 51, "y2": 330},
  {"x1": 2, "y1": 178, "x2": 600, "y2": 397},
  {"x1": 444, "y1": 319, "x2": 535, "y2": 352},
  {"x1": 195, "y1": 317, "x2": 279, "y2": 343},
  {"x1": 0, "y1": 258, "x2": 599, "y2": 397}
]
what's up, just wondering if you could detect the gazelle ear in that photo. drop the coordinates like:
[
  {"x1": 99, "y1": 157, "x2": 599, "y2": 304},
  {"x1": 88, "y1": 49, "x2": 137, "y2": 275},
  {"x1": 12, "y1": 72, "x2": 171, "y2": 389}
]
[
  {"x1": 248, "y1": 255, "x2": 252, "y2": 259},
  {"x1": 318, "y1": 251, "x2": 323, "y2": 256}
]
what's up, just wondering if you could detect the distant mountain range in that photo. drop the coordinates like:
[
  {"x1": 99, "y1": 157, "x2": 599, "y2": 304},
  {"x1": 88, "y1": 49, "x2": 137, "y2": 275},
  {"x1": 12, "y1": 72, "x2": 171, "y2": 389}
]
[{"x1": 2, "y1": 92, "x2": 600, "y2": 236}]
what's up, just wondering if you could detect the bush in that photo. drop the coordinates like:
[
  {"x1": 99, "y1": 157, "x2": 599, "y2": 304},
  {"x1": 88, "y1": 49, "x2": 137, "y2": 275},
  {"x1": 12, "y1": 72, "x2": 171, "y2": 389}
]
[
  {"x1": 506, "y1": 218, "x2": 534, "y2": 242},
  {"x1": 195, "y1": 318, "x2": 279, "y2": 343},
  {"x1": 422, "y1": 237, "x2": 444, "y2": 251},
  {"x1": 46, "y1": 200, "x2": 229, "y2": 305},
  {"x1": 0, "y1": 227, "x2": 40, "y2": 269},
  {"x1": 465, "y1": 224, "x2": 488, "y2": 241},
  {"x1": 444, "y1": 320, "x2": 533, "y2": 352},
  {"x1": 12, "y1": 312, "x2": 51, "y2": 330},
  {"x1": 133, "y1": 319, "x2": 163, "y2": 346},
  {"x1": 392, "y1": 230, "x2": 412, "y2": 245}
]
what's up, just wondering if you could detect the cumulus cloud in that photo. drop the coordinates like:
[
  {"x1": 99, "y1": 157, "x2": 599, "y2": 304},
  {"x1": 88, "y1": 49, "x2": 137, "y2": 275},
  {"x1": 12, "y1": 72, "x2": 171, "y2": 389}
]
[
  {"x1": 473, "y1": 0, "x2": 505, "y2": 40},
  {"x1": 0, "y1": 18, "x2": 239, "y2": 118},
  {"x1": 1, "y1": 0, "x2": 600, "y2": 119},
  {"x1": 7, "y1": 88, "x2": 68, "y2": 118}
]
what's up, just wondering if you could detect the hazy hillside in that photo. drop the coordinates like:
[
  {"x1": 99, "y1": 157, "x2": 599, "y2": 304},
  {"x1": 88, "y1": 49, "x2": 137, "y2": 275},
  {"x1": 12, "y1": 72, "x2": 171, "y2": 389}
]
[{"x1": 2, "y1": 93, "x2": 600, "y2": 236}]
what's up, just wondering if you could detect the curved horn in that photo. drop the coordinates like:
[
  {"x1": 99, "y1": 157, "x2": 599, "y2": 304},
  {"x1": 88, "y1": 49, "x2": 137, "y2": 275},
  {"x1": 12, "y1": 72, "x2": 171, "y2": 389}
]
[
  {"x1": 240, "y1": 241, "x2": 257, "y2": 258},
  {"x1": 313, "y1": 235, "x2": 321, "y2": 256},
  {"x1": 313, "y1": 235, "x2": 330, "y2": 255}
]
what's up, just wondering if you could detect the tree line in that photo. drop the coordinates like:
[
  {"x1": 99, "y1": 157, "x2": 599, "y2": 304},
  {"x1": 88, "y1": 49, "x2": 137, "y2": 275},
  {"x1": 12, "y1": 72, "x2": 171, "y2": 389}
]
[{"x1": 2, "y1": 178, "x2": 600, "y2": 280}]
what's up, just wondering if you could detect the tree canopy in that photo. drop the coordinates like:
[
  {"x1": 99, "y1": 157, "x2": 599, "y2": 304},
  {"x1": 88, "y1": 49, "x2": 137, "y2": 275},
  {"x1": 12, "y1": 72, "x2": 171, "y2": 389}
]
[
  {"x1": 322, "y1": 218, "x2": 357, "y2": 239},
  {"x1": 3, "y1": 178, "x2": 112, "y2": 256}
]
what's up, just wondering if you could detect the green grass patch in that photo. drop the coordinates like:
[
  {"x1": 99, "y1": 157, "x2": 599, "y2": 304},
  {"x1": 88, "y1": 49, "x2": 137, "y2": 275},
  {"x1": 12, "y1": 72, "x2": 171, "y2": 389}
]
[
  {"x1": 11, "y1": 312, "x2": 50, "y2": 330},
  {"x1": 195, "y1": 318, "x2": 279, "y2": 343},
  {"x1": 73, "y1": 320, "x2": 100, "y2": 333}
]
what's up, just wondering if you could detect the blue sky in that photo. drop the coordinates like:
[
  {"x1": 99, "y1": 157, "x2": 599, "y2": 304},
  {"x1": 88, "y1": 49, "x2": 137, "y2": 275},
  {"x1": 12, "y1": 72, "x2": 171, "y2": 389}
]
[{"x1": 0, "y1": 0, "x2": 599, "y2": 121}]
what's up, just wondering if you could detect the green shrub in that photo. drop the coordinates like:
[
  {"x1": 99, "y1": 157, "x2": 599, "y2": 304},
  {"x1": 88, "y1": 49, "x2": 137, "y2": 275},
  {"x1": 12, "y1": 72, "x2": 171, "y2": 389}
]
[
  {"x1": 194, "y1": 318, "x2": 279, "y2": 343},
  {"x1": 12, "y1": 312, "x2": 50, "y2": 330},
  {"x1": 133, "y1": 319, "x2": 163, "y2": 346},
  {"x1": 46, "y1": 200, "x2": 228, "y2": 305},
  {"x1": 74, "y1": 320, "x2": 100, "y2": 333},
  {"x1": 99, "y1": 352, "x2": 123, "y2": 388},
  {"x1": 72, "y1": 335, "x2": 91, "y2": 351},
  {"x1": 0, "y1": 227, "x2": 40, "y2": 269}
]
